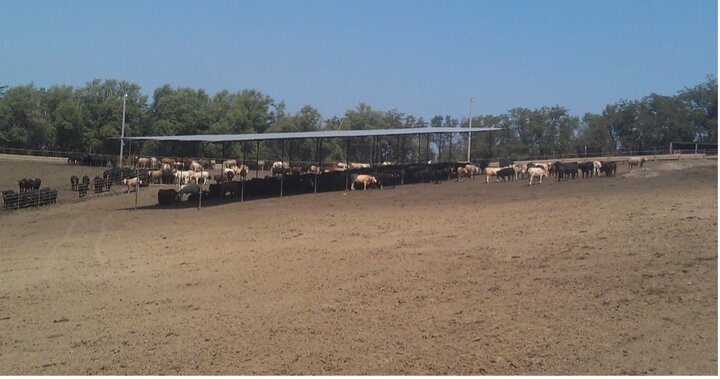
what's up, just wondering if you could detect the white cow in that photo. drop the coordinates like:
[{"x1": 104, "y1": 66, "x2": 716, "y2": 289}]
[
  {"x1": 528, "y1": 166, "x2": 548, "y2": 185},
  {"x1": 627, "y1": 156, "x2": 647, "y2": 169},
  {"x1": 122, "y1": 177, "x2": 141, "y2": 192},
  {"x1": 147, "y1": 170, "x2": 163, "y2": 184},
  {"x1": 272, "y1": 161, "x2": 290, "y2": 169},
  {"x1": 189, "y1": 160, "x2": 203, "y2": 172},
  {"x1": 349, "y1": 162, "x2": 371, "y2": 170},
  {"x1": 174, "y1": 170, "x2": 193, "y2": 185},
  {"x1": 512, "y1": 164, "x2": 526, "y2": 179},
  {"x1": 190, "y1": 170, "x2": 211, "y2": 185}
]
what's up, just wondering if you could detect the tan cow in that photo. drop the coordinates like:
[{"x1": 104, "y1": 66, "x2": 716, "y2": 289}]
[
  {"x1": 351, "y1": 174, "x2": 379, "y2": 191},
  {"x1": 147, "y1": 170, "x2": 163, "y2": 184},
  {"x1": 484, "y1": 167, "x2": 503, "y2": 183},
  {"x1": 136, "y1": 157, "x2": 152, "y2": 168},
  {"x1": 465, "y1": 164, "x2": 480, "y2": 178}
]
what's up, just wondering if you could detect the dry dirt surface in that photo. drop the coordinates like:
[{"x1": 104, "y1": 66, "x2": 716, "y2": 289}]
[{"x1": 0, "y1": 156, "x2": 717, "y2": 375}]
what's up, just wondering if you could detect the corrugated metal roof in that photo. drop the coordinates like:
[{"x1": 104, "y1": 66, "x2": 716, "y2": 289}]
[{"x1": 119, "y1": 127, "x2": 502, "y2": 143}]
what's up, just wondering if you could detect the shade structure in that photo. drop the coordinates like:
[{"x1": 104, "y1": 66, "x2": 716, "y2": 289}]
[{"x1": 118, "y1": 126, "x2": 502, "y2": 143}]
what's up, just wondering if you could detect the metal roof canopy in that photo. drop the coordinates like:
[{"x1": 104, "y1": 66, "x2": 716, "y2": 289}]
[{"x1": 119, "y1": 127, "x2": 502, "y2": 143}]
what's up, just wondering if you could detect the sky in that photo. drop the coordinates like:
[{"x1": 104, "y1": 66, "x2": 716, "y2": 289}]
[{"x1": 1, "y1": 0, "x2": 717, "y2": 122}]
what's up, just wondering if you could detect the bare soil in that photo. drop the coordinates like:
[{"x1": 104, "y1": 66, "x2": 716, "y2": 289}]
[{"x1": 0, "y1": 155, "x2": 716, "y2": 375}]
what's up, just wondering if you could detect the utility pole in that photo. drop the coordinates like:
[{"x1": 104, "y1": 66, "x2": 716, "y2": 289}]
[
  {"x1": 119, "y1": 93, "x2": 128, "y2": 168},
  {"x1": 467, "y1": 98, "x2": 474, "y2": 162}
]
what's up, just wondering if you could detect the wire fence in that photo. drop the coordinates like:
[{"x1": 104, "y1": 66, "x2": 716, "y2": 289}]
[{"x1": 1, "y1": 188, "x2": 58, "y2": 210}]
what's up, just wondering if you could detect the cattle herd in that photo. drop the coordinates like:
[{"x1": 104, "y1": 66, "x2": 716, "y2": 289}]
[
  {"x1": 2, "y1": 177, "x2": 57, "y2": 209},
  {"x1": 152, "y1": 156, "x2": 625, "y2": 206},
  {"x1": 0, "y1": 153, "x2": 637, "y2": 210},
  {"x1": 66, "y1": 153, "x2": 115, "y2": 167}
]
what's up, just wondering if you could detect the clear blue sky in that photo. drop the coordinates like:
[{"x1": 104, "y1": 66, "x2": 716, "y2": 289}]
[{"x1": 1, "y1": 0, "x2": 717, "y2": 122}]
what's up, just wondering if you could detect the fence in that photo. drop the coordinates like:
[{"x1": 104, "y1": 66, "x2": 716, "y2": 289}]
[{"x1": 1, "y1": 188, "x2": 58, "y2": 210}]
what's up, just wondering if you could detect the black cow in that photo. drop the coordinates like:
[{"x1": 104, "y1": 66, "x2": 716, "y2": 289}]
[
  {"x1": 18, "y1": 178, "x2": 31, "y2": 192},
  {"x1": 93, "y1": 176, "x2": 104, "y2": 193},
  {"x1": 376, "y1": 171, "x2": 401, "y2": 188},
  {"x1": 553, "y1": 161, "x2": 579, "y2": 181},
  {"x1": 600, "y1": 161, "x2": 617, "y2": 177},
  {"x1": 210, "y1": 181, "x2": 242, "y2": 198},
  {"x1": 497, "y1": 167, "x2": 515, "y2": 182},
  {"x1": 161, "y1": 167, "x2": 175, "y2": 184},
  {"x1": 103, "y1": 168, "x2": 115, "y2": 180},
  {"x1": 78, "y1": 182, "x2": 89, "y2": 198},
  {"x1": 157, "y1": 189, "x2": 180, "y2": 205},
  {"x1": 70, "y1": 175, "x2": 79, "y2": 191},
  {"x1": 405, "y1": 163, "x2": 448, "y2": 184},
  {"x1": 2, "y1": 190, "x2": 17, "y2": 209},
  {"x1": 78, "y1": 175, "x2": 91, "y2": 198},
  {"x1": 579, "y1": 161, "x2": 595, "y2": 178}
]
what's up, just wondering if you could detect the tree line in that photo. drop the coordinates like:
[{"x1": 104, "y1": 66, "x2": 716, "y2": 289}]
[{"x1": 0, "y1": 76, "x2": 715, "y2": 163}]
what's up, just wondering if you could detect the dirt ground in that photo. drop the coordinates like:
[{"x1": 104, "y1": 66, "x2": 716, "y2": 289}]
[{"x1": 0, "y1": 155, "x2": 716, "y2": 375}]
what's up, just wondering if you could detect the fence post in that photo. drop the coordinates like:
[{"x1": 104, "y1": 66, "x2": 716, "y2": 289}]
[{"x1": 135, "y1": 167, "x2": 139, "y2": 210}]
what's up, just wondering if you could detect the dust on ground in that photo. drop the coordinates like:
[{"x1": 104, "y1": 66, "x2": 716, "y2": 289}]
[{"x1": 0, "y1": 156, "x2": 716, "y2": 375}]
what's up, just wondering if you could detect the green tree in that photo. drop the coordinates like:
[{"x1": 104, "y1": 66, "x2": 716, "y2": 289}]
[
  {"x1": 677, "y1": 75, "x2": 718, "y2": 143},
  {"x1": 45, "y1": 85, "x2": 86, "y2": 152},
  {"x1": 0, "y1": 84, "x2": 52, "y2": 150},
  {"x1": 77, "y1": 79, "x2": 146, "y2": 154},
  {"x1": 147, "y1": 85, "x2": 210, "y2": 156},
  {"x1": 578, "y1": 112, "x2": 615, "y2": 154}
]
